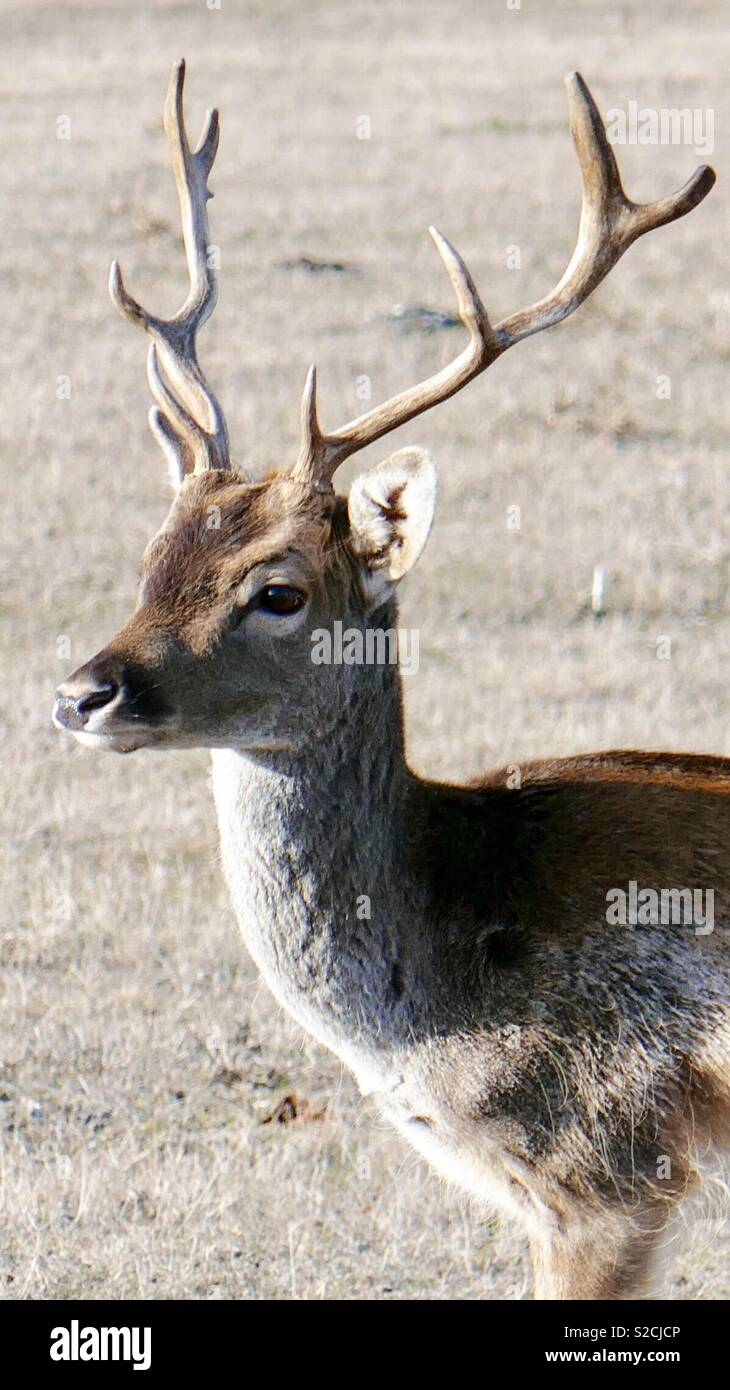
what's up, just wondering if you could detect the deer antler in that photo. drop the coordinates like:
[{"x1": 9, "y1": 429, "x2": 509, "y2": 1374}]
[
  {"x1": 293, "y1": 72, "x2": 715, "y2": 489},
  {"x1": 110, "y1": 59, "x2": 230, "y2": 477}
]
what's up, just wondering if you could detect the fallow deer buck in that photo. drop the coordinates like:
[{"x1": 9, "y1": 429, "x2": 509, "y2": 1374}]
[{"x1": 54, "y1": 61, "x2": 730, "y2": 1300}]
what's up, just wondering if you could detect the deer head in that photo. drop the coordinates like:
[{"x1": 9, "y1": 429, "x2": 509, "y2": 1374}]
[{"x1": 53, "y1": 61, "x2": 714, "y2": 755}]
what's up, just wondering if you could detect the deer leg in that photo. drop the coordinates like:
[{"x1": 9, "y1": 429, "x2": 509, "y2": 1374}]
[{"x1": 529, "y1": 1210, "x2": 666, "y2": 1301}]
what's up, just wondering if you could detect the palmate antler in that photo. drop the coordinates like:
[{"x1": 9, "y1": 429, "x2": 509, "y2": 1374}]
[
  {"x1": 292, "y1": 72, "x2": 715, "y2": 489},
  {"x1": 110, "y1": 59, "x2": 230, "y2": 477}
]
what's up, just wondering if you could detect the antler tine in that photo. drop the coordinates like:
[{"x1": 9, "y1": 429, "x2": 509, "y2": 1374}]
[
  {"x1": 293, "y1": 72, "x2": 715, "y2": 489},
  {"x1": 109, "y1": 59, "x2": 230, "y2": 476},
  {"x1": 163, "y1": 58, "x2": 220, "y2": 332},
  {"x1": 149, "y1": 404, "x2": 193, "y2": 480},
  {"x1": 293, "y1": 232, "x2": 499, "y2": 484},
  {"x1": 497, "y1": 72, "x2": 715, "y2": 345},
  {"x1": 297, "y1": 365, "x2": 325, "y2": 484}
]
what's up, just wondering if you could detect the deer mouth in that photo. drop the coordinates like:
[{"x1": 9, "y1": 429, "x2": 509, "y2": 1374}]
[
  {"x1": 52, "y1": 705, "x2": 162, "y2": 755},
  {"x1": 70, "y1": 728, "x2": 155, "y2": 755}
]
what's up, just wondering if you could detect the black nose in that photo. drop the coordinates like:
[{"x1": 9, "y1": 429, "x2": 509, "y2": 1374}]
[{"x1": 54, "y1": 678, "x2": 119, "y2": 731}]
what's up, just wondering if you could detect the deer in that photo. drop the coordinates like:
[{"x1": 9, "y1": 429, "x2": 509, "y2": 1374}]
[{"x1": 53, "y1": 60, "x2": 730, "y2": 1300}]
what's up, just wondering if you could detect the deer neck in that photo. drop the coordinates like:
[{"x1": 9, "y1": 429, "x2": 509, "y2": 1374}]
[{"x1": 210, "y1": 662, "x2": 415, "y2": 1070}]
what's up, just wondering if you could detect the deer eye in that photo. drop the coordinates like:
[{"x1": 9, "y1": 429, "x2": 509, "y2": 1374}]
[{"x1": 257, "y1": 584, "x2": 306, "y2": 616}]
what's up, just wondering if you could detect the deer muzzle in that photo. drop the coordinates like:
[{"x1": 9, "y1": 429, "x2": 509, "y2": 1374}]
[{"x1": 53, "y1": 647, "x2": 174, "y2": 753}]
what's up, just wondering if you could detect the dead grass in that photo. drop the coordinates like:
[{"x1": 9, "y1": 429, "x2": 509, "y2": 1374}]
[{"x1": 1, "y1": 0, "x2": 729, "y2": 1299}]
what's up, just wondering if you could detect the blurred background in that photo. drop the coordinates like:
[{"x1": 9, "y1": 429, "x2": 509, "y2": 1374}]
[{"x1": 1, "y1": 0, "x2": 729, "y2": 1298}]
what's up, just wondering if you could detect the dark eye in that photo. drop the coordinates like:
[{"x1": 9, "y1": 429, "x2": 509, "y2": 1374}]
[{"x1": 258, "y1": 584, "x2": 306, "y2": 616}]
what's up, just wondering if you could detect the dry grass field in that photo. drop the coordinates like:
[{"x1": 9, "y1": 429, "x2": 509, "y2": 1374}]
[{"x1": 2, "y1": 0, "x2": 729, "y2": 1299}]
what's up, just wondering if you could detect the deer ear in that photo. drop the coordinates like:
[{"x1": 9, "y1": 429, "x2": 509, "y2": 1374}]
[{"x1": 348, "y1": 448, "x2": 437, "y2": 598}]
